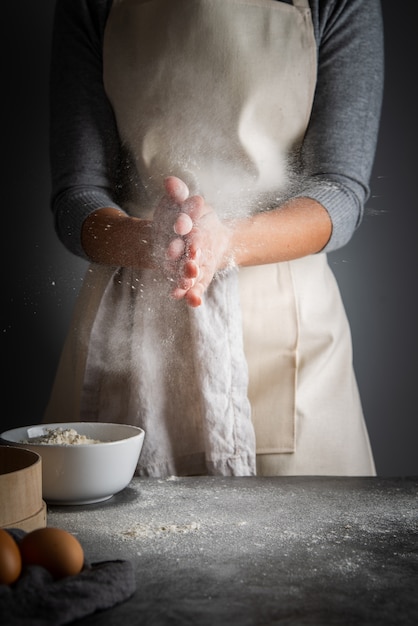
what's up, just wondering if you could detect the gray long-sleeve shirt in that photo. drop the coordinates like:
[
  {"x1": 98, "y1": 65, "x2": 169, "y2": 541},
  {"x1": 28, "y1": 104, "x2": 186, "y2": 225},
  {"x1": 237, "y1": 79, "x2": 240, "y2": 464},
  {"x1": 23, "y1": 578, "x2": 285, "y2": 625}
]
[{"x1": 50, "y1": 0, "x2": 384, "y2": 259}]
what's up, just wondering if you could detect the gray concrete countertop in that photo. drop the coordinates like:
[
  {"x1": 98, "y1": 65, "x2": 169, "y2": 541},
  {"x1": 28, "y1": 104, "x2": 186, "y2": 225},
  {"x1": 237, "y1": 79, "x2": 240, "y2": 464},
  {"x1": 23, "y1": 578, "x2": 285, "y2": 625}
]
[{"x1": 47, "y1": 476, "x2": 418, "y2": 625}]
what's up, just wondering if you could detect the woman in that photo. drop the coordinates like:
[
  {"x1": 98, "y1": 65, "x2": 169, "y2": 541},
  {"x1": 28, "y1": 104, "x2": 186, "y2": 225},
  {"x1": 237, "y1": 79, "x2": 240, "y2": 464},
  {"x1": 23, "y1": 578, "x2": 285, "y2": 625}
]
[{"x1": 45, "y1": 0, "x2": 384, "y2": 477}]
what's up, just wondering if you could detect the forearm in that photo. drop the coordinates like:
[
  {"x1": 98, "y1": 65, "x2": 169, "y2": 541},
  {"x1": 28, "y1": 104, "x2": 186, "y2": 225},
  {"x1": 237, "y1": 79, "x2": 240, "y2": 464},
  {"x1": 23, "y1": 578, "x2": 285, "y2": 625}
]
[
  {"x1": 81, "y1": 208, "x2": 154, "y2": 269},
  {"x1": 166, "y1": 192, "x2": 332, "y2": 308},
  {"x1": 228, "y1": 197, "x2": 332, "y2": 268}
]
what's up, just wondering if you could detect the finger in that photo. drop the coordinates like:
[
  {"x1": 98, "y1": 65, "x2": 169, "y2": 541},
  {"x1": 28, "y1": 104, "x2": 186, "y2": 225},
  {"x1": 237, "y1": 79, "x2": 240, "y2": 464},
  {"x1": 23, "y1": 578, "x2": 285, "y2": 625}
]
[
  {"x1": 184, "y1": 261, "x2": 215, "y2": 307},
  {"x1": 170, "y1": 286, "x2": 189, "y2": 300},
  {"x1": 182, "y1": 258, "x2": 199, "y2": 279},
  {"x1": 171, "y1": 284, "x2": 202, "y2": 307},
  {"x1": 187, "y1": 243, "x2": 202, "y2": 262},
  {"x1": 166, "y1": 237, "x2": 185, "y2": 260},
  {"x1": 178, "y1": 275, "x2": 196, "y2": 291},
  {"x1": 185, "y1": 283, "x2": 204, "y2": 308},
  {"x1": 174, "y1": 212, "x2": 193, "y2": 236},
  {"x1": 164, "y1": 176, "x2": 189, "y2": 203},
  {"x1": 183, "y1": 194, "x2": 206, "y2": 220}
]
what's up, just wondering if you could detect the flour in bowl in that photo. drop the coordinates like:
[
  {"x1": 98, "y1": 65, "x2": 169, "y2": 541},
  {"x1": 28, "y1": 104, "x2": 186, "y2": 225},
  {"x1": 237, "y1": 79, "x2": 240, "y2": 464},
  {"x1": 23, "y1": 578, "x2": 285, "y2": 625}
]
[{"x1": 23, "y1": 427, "x2": 102, "y2": 445}]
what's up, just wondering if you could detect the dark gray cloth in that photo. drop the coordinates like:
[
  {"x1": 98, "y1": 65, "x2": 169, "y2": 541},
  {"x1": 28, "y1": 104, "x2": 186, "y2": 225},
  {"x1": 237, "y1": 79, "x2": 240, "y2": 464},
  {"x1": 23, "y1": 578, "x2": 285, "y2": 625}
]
[{"x1": 0, "y1": 530, "x2": 136, "y2": 625}]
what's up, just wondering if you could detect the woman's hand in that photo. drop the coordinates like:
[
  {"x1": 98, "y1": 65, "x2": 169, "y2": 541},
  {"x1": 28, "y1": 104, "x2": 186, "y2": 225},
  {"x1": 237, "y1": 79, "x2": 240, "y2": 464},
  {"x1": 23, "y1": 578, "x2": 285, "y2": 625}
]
[
  {"x1": 172, "y1": 192, "x2": 233, "y2": 307},
  {"x1": 152, "y1": 176, "x2": 199, "y2": 296},
  {"x1": 154, "y1": 176, "x2": 233, "y2": 307}
]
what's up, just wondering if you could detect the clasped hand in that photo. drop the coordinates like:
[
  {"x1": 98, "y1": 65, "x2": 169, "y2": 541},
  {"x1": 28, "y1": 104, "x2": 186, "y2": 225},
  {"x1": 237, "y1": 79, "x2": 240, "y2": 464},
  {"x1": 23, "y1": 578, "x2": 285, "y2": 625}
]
[{"x1": 152, "y1": 176, "x2": 232, "y2": 307}]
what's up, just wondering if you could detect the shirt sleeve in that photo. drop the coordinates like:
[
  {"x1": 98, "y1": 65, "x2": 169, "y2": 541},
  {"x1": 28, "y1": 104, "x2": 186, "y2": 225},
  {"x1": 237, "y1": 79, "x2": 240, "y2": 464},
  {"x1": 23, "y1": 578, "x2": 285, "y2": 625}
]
[
  {"x1": 50, "y1": 0, "x2": 121, "y2": 260},
  {"x1": 296, "y1": 0, "x2": 384, "y2": 252}
]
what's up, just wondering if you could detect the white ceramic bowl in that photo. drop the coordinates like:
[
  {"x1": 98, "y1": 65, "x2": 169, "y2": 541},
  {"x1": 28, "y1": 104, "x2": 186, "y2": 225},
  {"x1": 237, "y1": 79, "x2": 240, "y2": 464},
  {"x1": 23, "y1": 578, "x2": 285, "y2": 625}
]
[{"x1": 0, "y1": 423, "x2": 145, "y2": 505}]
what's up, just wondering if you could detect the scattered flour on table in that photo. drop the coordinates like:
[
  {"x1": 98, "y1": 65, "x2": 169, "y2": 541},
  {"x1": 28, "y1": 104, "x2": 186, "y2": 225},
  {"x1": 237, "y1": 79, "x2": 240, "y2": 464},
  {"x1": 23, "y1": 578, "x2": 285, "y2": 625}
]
[
  {"x1": 23, "y1": 427, "x2": 102, "y2": 445},
  {"x1": 119, "y1": 521, "x2": 201, "y2": 539}
]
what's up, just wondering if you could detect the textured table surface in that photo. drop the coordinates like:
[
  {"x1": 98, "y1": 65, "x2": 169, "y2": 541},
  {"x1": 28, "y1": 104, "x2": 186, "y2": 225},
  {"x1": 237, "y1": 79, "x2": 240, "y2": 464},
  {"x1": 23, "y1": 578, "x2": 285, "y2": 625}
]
[{"x1": 47, "y1": 476, "x2": 418, "y2": 625}]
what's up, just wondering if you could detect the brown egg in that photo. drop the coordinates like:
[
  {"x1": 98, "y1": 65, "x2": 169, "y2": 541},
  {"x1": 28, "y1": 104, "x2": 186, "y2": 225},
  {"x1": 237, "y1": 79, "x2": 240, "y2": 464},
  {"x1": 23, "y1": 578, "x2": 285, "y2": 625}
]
[
  {"x1": 19, "y1": 527, "x2": 84, "y2": 579},
  {"x1": 0, "y1": 528, "x2": 22, "y2": 585}
]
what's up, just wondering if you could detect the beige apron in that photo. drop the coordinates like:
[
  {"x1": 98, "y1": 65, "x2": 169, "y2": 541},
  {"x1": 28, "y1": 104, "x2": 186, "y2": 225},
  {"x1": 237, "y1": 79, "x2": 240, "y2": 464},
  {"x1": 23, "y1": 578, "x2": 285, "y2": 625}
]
[{"x1": 45, "y1": 0, "x2": 375, "y2": 476}]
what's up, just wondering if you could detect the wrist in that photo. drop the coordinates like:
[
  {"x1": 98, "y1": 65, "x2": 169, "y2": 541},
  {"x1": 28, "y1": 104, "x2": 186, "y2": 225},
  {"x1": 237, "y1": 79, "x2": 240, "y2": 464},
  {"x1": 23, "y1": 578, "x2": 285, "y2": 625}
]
[
  {"x1": 81, "y1": 208, "x2": 154, "y2": 268},
  {"x1": 218, "y1": 219, "x2": 238, "y2": 271}
]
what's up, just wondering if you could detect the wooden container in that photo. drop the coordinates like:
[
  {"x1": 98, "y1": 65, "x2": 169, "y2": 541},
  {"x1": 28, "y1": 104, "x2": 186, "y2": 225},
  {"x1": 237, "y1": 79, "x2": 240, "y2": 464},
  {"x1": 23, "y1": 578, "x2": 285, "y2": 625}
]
[{"x1": 0, "y1": 445, "x2": 47, "y2": 531}]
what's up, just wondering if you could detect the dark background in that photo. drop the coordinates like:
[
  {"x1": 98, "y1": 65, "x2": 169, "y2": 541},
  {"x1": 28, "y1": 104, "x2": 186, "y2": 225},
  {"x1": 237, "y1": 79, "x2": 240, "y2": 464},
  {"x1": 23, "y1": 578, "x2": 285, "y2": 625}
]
[{"x1": 2, "y1": 2, "x2": 417, "y2": 476}]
